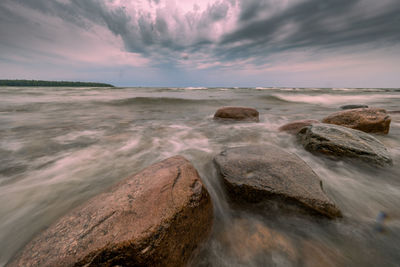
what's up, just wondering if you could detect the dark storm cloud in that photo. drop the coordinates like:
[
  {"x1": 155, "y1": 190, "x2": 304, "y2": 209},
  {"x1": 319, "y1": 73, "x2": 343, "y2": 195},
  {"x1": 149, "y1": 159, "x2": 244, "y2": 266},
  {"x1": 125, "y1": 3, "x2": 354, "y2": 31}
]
[
  {"x1": 0, "y1": 0, "x2": 237, "y2": 59},
  {"x1": 1, "y1": 0, "x2": 399, "y2": 66},
  {"x1": 239, "y1": 0, "x2": 270, "y2": 21},
  {"x1": 206, "y1": 1, "x2": 230, "y2": 22},
  {"x1": 0, "y1": 0, "x2": 145, "y2": 53},
  {"x1": 219, "y1": 0, "x2": 400, "y2": 62}
]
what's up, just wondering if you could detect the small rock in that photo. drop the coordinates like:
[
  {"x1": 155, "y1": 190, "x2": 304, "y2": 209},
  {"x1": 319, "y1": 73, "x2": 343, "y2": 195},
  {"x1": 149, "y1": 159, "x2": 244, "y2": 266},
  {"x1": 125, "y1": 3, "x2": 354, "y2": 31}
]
[
  {"x1": 322, "y1": 108, "x2": 391, "y2": 134},
  {"x1": 9, "y1": 156, "x2": 213, "y2": 267},
  {"x1": 374, "y1": 211, "x2": 388, "y2": 232},
  {"x1": 214, "y1": 107, "x2": 259, "y2": 122},
  {"x1": 340, "y1": 104, "x2": 368, "y2": 110},
  {"x1": 214, "y1": 145, "x2": 342, "y2": 218},
  {"x1": 279, "y1": 120, "x2": 320, "y2": 134},
  {"x1": 297, "y1": 124, "x2": 393, "y2": 166}
]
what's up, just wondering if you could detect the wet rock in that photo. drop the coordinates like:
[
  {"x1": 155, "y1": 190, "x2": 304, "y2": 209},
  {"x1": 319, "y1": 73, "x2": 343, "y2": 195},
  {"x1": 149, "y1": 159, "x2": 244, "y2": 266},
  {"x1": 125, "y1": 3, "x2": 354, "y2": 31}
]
[
  {"x1": 214, "y1": 145, "x2": 342, "y2": 218},
  {"x1": 322, "y1": 108, "x2": 391, "y2": 134},
  {"x1": 279, "y1": 119, "x2": 320, "y2": 134},
  {"x1": 297, "y1": 124, "x2": 392, "y2": 167},
  {"x1": 301, "y1": 240, "x2": 344, "y2": 267},
  {"x1": 214, "y1": 107, "x2": 259, "y2": 122},
  {"x1": 219, "y1": 218, "x2": 297, "y2": 263},
  {"x1": 340, "y1": 104, "x2": 368, "y2": 110},
  {"x1": 9, "y1": 156, "x2": 213, "y2": 267}
]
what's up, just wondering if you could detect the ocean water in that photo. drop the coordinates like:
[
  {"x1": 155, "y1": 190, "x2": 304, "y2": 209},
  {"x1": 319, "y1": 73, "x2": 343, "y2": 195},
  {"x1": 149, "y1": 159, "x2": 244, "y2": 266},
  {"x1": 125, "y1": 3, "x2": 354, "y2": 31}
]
[{"x1": 0, "y1": 86, "x2": 399, "y2": 266}]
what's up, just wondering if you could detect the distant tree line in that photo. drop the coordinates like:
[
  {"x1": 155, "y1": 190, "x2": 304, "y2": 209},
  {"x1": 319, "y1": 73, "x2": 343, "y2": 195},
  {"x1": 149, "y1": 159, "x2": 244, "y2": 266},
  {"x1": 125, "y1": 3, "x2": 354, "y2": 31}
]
[{"x1": 0, "y1": 80, "x2": 114, "y2": 87}]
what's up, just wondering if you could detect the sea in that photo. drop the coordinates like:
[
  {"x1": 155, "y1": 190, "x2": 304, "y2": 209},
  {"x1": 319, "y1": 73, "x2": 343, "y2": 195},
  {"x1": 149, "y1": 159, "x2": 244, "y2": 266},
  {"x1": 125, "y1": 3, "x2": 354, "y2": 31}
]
[{"x1": 0, "y1": 86, "x2": 399, "y2": 266}]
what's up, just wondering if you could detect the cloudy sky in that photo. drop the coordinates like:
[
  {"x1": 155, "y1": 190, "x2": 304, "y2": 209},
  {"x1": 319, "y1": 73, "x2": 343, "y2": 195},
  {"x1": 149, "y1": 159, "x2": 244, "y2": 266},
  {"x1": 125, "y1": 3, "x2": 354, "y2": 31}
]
[{"x1": 1, "y1": 0, "x2": 399, "y2": 87}]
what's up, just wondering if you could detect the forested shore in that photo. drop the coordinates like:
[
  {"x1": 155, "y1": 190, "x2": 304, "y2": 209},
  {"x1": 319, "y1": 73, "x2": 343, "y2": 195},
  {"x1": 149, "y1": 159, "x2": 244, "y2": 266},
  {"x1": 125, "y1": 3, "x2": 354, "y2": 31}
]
[{"x1": 0, "y1": 80, "x2": 114, "y2": 87}]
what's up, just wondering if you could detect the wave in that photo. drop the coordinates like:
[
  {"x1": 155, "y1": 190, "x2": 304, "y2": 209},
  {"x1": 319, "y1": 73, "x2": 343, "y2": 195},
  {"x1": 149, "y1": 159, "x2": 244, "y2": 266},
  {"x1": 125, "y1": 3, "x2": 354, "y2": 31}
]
[
  {"x1": 255, "y1": 87, "x2": 275, "y2": 90},
  {"x1": 331, "y1": 88, "x2": 393, "y2": 92},
  {"x1": 270, "y1": 93, "x2": 400, "y2": 106},
  {"x1": 106, "y1": 97, "x2": 223, "y2": 106},
  {"x1": 182, "y1": 87, "x2": 208, "y2": 90},
  {"x1": 258, "y1": 95, "x2": 293, "y2": 103}
]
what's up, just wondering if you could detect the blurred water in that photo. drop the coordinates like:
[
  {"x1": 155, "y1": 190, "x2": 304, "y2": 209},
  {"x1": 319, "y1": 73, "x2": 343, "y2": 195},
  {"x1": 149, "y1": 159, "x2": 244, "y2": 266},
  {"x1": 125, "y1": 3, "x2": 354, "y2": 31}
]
[{"x1": 0, "y1": 86, "x2": 399, "y2": 266}]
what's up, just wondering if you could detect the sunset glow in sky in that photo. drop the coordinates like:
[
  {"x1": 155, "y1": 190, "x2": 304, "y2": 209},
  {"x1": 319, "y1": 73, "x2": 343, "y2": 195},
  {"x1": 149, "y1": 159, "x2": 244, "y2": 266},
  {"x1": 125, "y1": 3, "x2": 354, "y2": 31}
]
[{"x1": 1, "y1": 0, "x2": 400, "y2": 87}]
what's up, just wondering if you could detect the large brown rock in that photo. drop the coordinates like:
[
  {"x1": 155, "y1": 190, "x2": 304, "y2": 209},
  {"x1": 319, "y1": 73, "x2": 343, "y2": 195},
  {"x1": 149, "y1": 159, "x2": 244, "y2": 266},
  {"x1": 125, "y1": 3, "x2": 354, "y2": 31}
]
[
  {"x1": 9, "y1": 156, "x2": 213, "y2": 267},
  {"x1": 278, "y1": 119, "x2": 320, "y2": 134},
  {"x1": 214, "y1": 107, "x2": 259, "y2": 122},
  {"x1": 213, "y1": 145, "x2": 342, "y2": 218},
  {"x1": 322, "y1": 108, "x2": 391, "y2": 134}
]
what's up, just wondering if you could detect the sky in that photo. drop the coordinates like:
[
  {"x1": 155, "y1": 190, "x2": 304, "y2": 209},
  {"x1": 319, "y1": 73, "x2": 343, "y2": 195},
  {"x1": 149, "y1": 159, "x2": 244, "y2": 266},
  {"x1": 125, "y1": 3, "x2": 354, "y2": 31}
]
[{"x1": 0, "y1": 0, "x2": 400, "y2": 87}]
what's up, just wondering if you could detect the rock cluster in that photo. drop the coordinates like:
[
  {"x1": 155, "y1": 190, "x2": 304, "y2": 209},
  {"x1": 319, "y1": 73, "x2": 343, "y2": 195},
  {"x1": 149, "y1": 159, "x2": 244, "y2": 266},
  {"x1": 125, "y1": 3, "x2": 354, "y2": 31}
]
[
  {"x1": 10, "y1": 104, "x2": 395, "y2": 266},
  {"x1": 277, "y1": 107, "x2": 393, "y2": 167}
]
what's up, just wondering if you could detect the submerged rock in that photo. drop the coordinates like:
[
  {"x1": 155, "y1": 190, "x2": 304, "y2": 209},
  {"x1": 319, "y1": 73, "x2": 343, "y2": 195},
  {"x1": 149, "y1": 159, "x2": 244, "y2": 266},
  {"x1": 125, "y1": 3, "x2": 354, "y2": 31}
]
[
  {"x1": 278, "y1": 119, "x2": 320, "y2": 134},
  {"x1": 301, "y1": 240, "x2": 344, "y2": 267},
  {"x1": 340, "y1": 104, "x2": 368, "y2": 110},
  {"x1": 9, "y1": 156, "x2": 213, "y2": 267},
  {"x1": 214, "y1": 107, "x2": 259, "y2": 122},
  {"x1": 214, "y1": 145, "x2": 342, "y2": 218},
  {"x1": 322, "y1": 108, "x2": 391, "y2": 134},
  {"x1": 297, "y1": 124, "x2": 392, "y2": 166},
  {"x1": 218, "y1": 218, "x2": 297, "y2": 263}
]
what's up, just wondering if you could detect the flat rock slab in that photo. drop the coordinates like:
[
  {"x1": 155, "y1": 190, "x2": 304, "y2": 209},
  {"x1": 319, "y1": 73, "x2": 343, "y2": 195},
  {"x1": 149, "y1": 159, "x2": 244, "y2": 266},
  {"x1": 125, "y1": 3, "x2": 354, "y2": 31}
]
[
  {"x1": 297, "y1": 124, "x2": 393, "y2": 167},
  {"x1": 322, "y1": 108, "x2": 391, "y2": 134},
  {"x1": 340, "y1": 104, "x2": 368, "y2": 110},
  {"x1": 9, "y1": 156, "x2": 213, "y2": 267},
  {"x1": 279, "y1": 120, "x2": 320, "y2": 134},
  {"x1": 214, "y1": 107, "x2": 259, "y2": 122},
  {"x1": 214, "y1": 145, "x2": 341, "y2": 218}
]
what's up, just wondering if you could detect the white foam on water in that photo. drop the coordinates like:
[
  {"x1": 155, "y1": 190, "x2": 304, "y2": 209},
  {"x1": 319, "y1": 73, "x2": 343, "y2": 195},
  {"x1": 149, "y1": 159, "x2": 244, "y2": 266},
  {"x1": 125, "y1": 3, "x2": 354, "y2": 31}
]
[
  {"x1": 255, "y1": 87, "x2": 275, "y2": 90},
  {"x1": 331, "y1": 88, "x2": 353, "y2": 91},
  {"x1": 161, "y1": 124, "x2": 213, "y2": 155},
  {"x1": 0, "y1": 145, "x2": 120, "y2": 265},
  {"x1": 53, "y1": 130, "x2": 103, "y2": 144},
  {"x1": 117, "y1": 137, "x2": 141, "y2": 152},
  {"x1": 332, "y1": 88, "x2": 388, "y2": 92},
  {"x1": 183, "y1": 87, "x2": 208, "y2": 90},
  {"x1": 272, "y1": 93, "x2": 400, "y2": 106},
  {"x1": 288, "y1": 147, "x2": 400, "y2": 222},
  {"x1": 0, "y1": 139, "x2": 24, "y2": 152}
]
